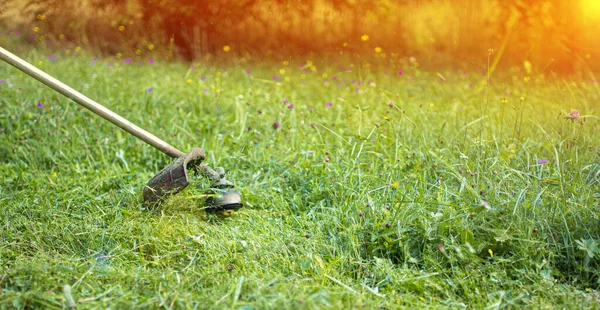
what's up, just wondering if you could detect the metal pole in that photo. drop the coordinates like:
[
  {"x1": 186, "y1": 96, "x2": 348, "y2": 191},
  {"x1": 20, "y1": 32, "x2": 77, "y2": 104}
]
[{"x1": 0, "y1": 46, "x2": 185, "y2": 158}]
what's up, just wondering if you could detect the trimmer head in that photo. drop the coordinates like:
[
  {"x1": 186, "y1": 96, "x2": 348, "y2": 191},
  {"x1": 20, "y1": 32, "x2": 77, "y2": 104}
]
[
  {"x1": 205, "y1": 187, "x2": 243, "y2": 217},
  {"x1": 143, "y1": 148, "x2": 243, "y2": 215}
]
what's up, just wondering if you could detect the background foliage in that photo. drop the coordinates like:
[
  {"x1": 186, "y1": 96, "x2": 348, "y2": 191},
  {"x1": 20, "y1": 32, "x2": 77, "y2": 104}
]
[{"x1": 1, "y1": 0, "x2": 599, "y2": 71}]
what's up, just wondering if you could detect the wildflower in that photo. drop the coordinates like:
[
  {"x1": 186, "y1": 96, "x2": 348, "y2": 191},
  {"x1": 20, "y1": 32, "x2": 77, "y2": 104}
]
[
  {"x1": 387, "y1": 101, "x2": 393, "y2": 107},
  {"x1": 429, "y1": 103, "x2": 435, "y2": 108},
  {"x1": 148, "y1": 58, "x2": 155, "y2": 64},
  {"x1": 282, "y1": 98, "x2": 289, "y2": 104},
  {"x1": 91, "y1": 57, "x2": 97, "y2": 65},
  {"x1": 0, "y1": 80, "x2": 6, "y2": 84},
  {"x1": 359, "y1": 212, "x2": 365, "y2": 217},
  {"x1": 118, "y1": 25, "x2": 125, "y2": 31},
  {"x1": 287, "y1": 104, "x2": 294, "y2": 110},
  {"x1": 537, "y1": 159, "x2": 549, "y2": 165},
  {"x1": 309, "y1": 108, "x2": 314, "y2": 113},
  {"x1": 33, "y1": 27, "x2": 39, "y2": 33},
  {"x1": 391, "y1": 181, "x2": 400, "y2": 188},
  {"x1": 374, "y1": 47, "x2": 382, "y2": 53},
  {"x1": 488, "y1": 249, "x2": 494, "y2": 258},
  {"x1": 146, "y1": 87, "x2": 153, "y2": 93},
  {"x1": 147, "y1": 44, "x2": 154, "y2": 51},
  {"x1": 409, "y1": 56, "x2": 417, "y2": 63},
  {"x1": 501, "y1": 98, "x2": 508, "y2": 104},
  {"x1": 37, "y1": 102, "x2": 43, "y2": 108},
  {"x1": 437, "y1": 244, "x2": 445, "y2": 253},
  {"x1": 116, "y1": 53, "x2": 122, "y2": 58},
  {"x1": 48, "y1": 55, "x2": 57, "y2": 60},
  {"x1": 38, "y1": 61, "x2": 43, "y2": 66},
  {"x1": 272, "y1": 75, "x2": 280, "y2": 81},
  {"x1": 325, "y1": 102, "x2": 333, "y2": 108},
  {"x1": 223, "y1": 45, "x2": 230, "y2": 52},
  {"x1": 245, "y1": 69, "x2": 251, "y2": 75},
  {"x1": 58, "y1": 33, "x2": 64, "y2": 40},
  {"x1": 361, "y1": 34, "x2": 369, "y2": 41},
  {"x1": 272, "y1": 121, "x2": 280, "y2": 129},
  {"x1": 566, "y1": 109, "x2": 580, "y2": 121},
  {"x1": 123, "y1": 58, "x2": 132, "y2": 63},
  {"x1": 397, "y1": 70, "x2": 404, "y2": 76},
  {"x1": 36, "y1": 14, "x2": 45, "y2": 20},
  {"x1": 201, "y1": 76, "x2": 206, "y2": 81},
  {"x1": 135, "y1": 49, "x2": 141, "y2": 55},
  {"x1": 523, "y1": 76, "x2": 531, "y2": 82},
  {"x1": 74, "y1": 46, "x2": 81, "y2": 53},
  {"x1": 186, "y1": 79, "x2": 192, "y2": 84}
]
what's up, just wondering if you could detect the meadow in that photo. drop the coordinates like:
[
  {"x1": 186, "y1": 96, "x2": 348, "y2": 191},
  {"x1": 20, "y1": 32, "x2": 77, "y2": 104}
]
[{"x1": 0, "y1": 49, "x2": 599, "y2": 308}]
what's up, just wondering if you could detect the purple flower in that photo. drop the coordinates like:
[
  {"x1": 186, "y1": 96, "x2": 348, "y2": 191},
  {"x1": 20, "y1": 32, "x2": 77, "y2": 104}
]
[
  {"x1": 282, "y1": 98, "x2": 289, "y2": 104},
  {"x1": 309, "y1": 108, "x2": 314, "y2": 113},
  {"x1": 148, "y1": 58, "x2": 155, "y2": 64},
  {"x1": 47, "y1": 55, "x2": 58, "y2": 60},
  {"x1": 325, "y1": 102, "x2": 333, "y2": 108},
  {"x1": 146, "y1": 87, "x2": 153, "y2": 93},
  {"x1": 272, "y1": 75, "x2": 281, "y2": 81},
  {"x1": 245, "y1": 69, "x2": 251, "y2": 75},
  {"x1": 91, "y1": 57, "x2": 98, "y2": 65},
  {"x1": 397, "y1": 70, "x2": 404, "y2": 76},
  {"x1": 272, "y1": 121, "x2": 280, "y2": 129},
  {"x1": 537, "y1": 159, "x2": 549, "y2": 165},
  {"x1": 14, "y1": 31, "x2": 20, "y2": 36},
  {"x1": 0, "y1": 80, "x2": 6, "y2": 84},
  {"x1": 37, "y1": 102, "x2": 43, "y2": 108},
  {"x1": 106, "y1": 62, "x2": 112, "y2": 67},
  {"x1": 287, "y1": 103, "x2": 294, "y2": 110},
  {"x1": 123, "y1": 58, "x2": 132, "y2": 63},
  {"x1": 331, "y1": 76, "x2": 337, "y2": 80},
  {"x1": 203, "y1": 88, "x2": 208, "y2": 93},
  {"x1": 201, "y1": 76, "x2": 206, "y2": 81}
]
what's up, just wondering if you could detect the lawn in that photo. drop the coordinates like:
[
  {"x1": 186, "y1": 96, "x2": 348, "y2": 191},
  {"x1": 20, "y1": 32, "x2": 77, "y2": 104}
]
[{"x1": 1, "y1": 50, "x2": 599, "y2": 308}]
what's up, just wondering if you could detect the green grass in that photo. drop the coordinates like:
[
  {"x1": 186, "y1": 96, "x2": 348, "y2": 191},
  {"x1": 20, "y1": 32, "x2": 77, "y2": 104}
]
[{"x1": 1, "y1": 50, "x2": 599, "y2": 309}]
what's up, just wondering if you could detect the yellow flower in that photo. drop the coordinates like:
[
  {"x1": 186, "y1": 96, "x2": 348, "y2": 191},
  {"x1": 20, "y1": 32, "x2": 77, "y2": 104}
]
[
  {"x1": 65, "y1": 49, "x2": 72, "y2": 56},
  {"x1": 216, "y1": 71, "x2": 222, "y2": 77},
  {"x1": 36, "y1": 14, "x2": 45, "y2": 21},
  {"x1": 520, "y1": 96, "x2": 525, "y2": 102},
  {"x1": 38, "y1": 61, "x2": 43, "y2": 66},
  {"x1": 488, "y1": 249, "x2": 494, "y2": 257},
  {"x1": 116, "y1": 52, "x2": 122, "y2": 58},
  {"x1": 74, "y1": 46, "x2": 81, "y2": 53},
  {"x1": 300, "y1": 74, "x2": 306, "y2": 79},
  {"x1": 279, "y1": 69, "x2": 285, "y2": 75},
  {"x1": 33, "y1": 26, "x2": 39, "y2": 33},
  {"x1": 429, "y1": 103, "x2": 435, "y2": 108},
  {"x1": 374, "y1": 47, "x2": 382, "y2": 53},
  {"x1": 361, "y1": 34, "x2": 369, "y2": 41},
  {"x1": 282, "y1": 60, "x2": 289, "y2": 66},
  {"x1": 501, "y1": 98, "x2": 508, "y2": 104},
  {"x1": 284, "y1": 76, "x2": 290, "y2": 82},
  {"x1": 147, "y1": 44, "x2": 155, "y2": 51},
  {"x1": 135, "y1": 49, "x2": 141, "y2": 55},
  {"x1": 51, "y1": 172, "x2": 57, "y2": 178},
  {"x1": 222, "y1": 45, "x2": 230, "y2": 52},
  {"x1": 413, "y1": 62, "x2": 420, "y2": 68},
  {"x1": 310, "y1": 65, "x2": 316, "y2": 72},
  {"x1": 322, "y1": 73, "x2": 328, "y2": 78},
  {"x1": 186, "y1": 79, "x2": 192, "y2": 84},
  {"x1": 384, "y1": 115, "x2": 391, "y2": 121},
  {"x1": 391, "y1": 181, "x2": 400, "y2": 188},
  {"x1": 343, "y1": 42, "x2": 348, "y2": 47},
  {"x1": 523, "y1": 76, "x2": 531, "y2": 82},
  {"x1": 118, "y1": 25, "x2": 125, "y2": 31},
  {"x1": 58, "y1": 34, "x2": 65, "y2": 40}
]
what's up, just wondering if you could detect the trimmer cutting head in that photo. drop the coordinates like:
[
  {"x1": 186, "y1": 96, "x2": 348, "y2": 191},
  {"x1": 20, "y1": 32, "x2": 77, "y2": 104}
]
[{"x1": 142, "y1": 148, "x2": 242, "y2": 215}]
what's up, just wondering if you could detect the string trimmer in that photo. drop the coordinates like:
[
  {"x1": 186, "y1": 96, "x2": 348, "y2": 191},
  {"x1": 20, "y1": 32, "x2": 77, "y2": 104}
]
[{"x1": 0, "y1": 46, "x2": 243, "y2": 216}]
